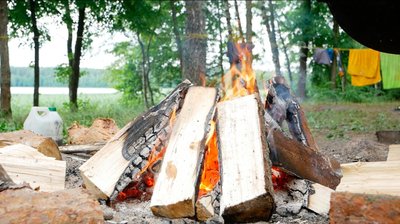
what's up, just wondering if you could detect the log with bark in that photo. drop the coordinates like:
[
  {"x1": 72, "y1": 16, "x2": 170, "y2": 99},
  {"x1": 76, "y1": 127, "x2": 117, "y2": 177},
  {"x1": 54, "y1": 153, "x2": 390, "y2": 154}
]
[
  {"x1": 150, "y1": 86, "x2": 218, "y2": 219},
  {"x1": 0, "y1": 130, "x2": 61, "y2": 160},
  {"x1": 217, "y1": 94, "x2": 275, "y2": 223},
  {"x1": 0, "y1": 188, "x2": 104, "y2": 223},
  {"x1": 264, "y1": 76, "x2": 342, "y2": 189},
  {"x1": 330, "y1": 192, "x2": 400, "y2": 224},
  {"x1": 80, "y1": 80, "x2": 192, "y2": 199}
]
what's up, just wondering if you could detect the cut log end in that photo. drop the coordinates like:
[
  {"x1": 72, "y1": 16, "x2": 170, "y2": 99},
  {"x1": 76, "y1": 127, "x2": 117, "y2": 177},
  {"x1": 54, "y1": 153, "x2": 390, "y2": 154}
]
[
  {"x1": 151, "y1": 199, "x2": 195, "y2": 219},
  {"x1": 196, "y1": 195, "x2": 214, "y2": 221},
  {"x1": 221, "y1": 193, "x2": 275, "y2": 223}
]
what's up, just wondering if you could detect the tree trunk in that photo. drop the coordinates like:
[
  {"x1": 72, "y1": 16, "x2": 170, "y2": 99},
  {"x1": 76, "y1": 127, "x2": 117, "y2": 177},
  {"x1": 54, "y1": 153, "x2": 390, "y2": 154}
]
[
  {"x1": 297, "y1": 0, "x2": 311, "y2": 100},
  {"x1": 0, "y1": 0, "x2": 11, "y2": 118},
  {"x1": 145, "y1": 35, "x2": 154, "y2": 106},
  {"x1": 261, "y1": 1, "x2": 282, "y2": 77},
  {"x1": 223, "y1": 0, "x2": 233, "y2": 41},
  {"x1": 64, "y1": 0, "x2": 73, "y2": 69},
  {"x1": 137, "y1": 33, "x2": 149, "y2": 108},
  {"x1": 245, "y1": 0, "x2": 252, "y2": 43},
  {"x1": 330, "y1": 19, "x2": 339, "y2": 89},
  {"x1": 277, "y1": 21, "x2": 294, "y2": 89},
  {"x1": 233, "y1": 0, "x2": 244, "y2": 41},
  {"x1": 169, "y1": 0, "x2": 183, "y2": 76},
  {"x1": 217, "y1": 0, "x2": 224, "y2": 76},
  {"x1": 28, "y1": 0, "x2": 40, "y2": 106},
  {"x1": 69, "y1": 6, "x2": 85, "y2": 111},
  {"x1": 182, "y1": 0, "x2": 207, "y2": 86}
]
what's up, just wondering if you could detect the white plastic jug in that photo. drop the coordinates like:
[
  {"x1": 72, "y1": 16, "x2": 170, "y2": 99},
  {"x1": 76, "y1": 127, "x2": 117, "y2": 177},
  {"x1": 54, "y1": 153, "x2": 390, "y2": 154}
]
[{"x1": 23, "y1": 107, "x2": 63, "y2": 145}]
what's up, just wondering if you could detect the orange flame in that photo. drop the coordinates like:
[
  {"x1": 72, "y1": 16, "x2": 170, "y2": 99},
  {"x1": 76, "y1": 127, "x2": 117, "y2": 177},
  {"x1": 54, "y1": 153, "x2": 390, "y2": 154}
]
[
  {"x1": 222, "y1": 42, "x2": 256, "y2": 101},
  {"x1": 198, "y1": 121, "x2": 219, "y2": 198},
  {"x1": 198, "y1": 42, "x2": 257, "y2": 197}
]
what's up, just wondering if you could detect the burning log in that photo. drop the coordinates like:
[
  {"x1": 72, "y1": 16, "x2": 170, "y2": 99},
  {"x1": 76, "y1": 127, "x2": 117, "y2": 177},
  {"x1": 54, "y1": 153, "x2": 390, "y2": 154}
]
[
  {"x1": 266, "y1": 127, "x2": 342, "y2": 189},
  {"x1": 0, "y1": 188, "x2": 104, "y2": 223},
  {"x1": 217, "y1": 94, "x2": 275, "y2": 223},
  {"x1": 79, "y1": 80, "x2": 191, "y2": 199},
  {"x1": 150, "y1": 86, "x2": 218, "y2": 219},
  {"x1": 265, "y1": 76, "x2": 318, "y2": 150},
  {"x1": 263, "y1": 76, "x2": 341, "y2": 190},
  {"x1": 0, "y1": 143, "x2": 66, "y2": 192},
  {"x1": 330, "y1": 192, "x2": 400, "y2": 224},
  {"x1": 0, "y1": 130, "x2": 62, "y2": 160}
]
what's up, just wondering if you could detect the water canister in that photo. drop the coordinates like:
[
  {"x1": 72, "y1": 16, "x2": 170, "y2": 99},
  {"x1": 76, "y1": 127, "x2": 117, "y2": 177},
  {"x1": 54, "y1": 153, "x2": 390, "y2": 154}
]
[{"x1": 23, "y1": 107, "x2": 63, "y2": 145}]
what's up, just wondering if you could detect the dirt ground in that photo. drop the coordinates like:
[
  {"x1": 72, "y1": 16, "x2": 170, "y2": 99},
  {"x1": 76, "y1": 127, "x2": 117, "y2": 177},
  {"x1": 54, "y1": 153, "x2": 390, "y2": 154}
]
[{"x1": 64, "y1": 101, "x2": 399, "y2": 224}]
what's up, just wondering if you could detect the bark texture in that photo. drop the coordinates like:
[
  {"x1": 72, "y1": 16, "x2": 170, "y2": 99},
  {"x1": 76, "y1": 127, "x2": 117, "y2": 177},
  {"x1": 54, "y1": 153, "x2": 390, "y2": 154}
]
[
  {"x1": 28, "y1": 0, "x2": 40, "y2": 106},
  {"x1": 330, "y1": 192, "x2": 400, "y2": 224},
  {"x1": 0, "y1": 188, "x2": 104, "y2": 224},
  {"x1": 182, "y1": 0, "x2": 207, "y2": 86},
  {"x1": 69, "y1": 6, "x2": 85, "y2": 111},
  {"x1": 0, "y1": 0, "x2": 11, "y2": 118}
]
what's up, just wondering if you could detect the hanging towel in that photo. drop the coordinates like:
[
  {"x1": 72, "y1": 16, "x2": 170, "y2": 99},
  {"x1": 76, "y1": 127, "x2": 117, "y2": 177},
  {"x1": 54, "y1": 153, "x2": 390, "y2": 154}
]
[
  {"x1": 348, "y1": 49, "x2": 381, "y2": 86},
  {"x1": 313, "y1": 48, "x2": 331, "y2": 65},
  {"x1": 380, "y1": 53, "x2": 400, "y2": 89}
]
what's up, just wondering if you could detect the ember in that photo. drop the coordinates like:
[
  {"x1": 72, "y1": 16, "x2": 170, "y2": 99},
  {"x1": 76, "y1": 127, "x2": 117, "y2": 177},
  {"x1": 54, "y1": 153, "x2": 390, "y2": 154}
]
[
  {"x1": 271, "y1": 166, "x2": 294, "y2": 191},
  {"x1": 117, "y1": 171, "x2": 154, "y2": 201}
]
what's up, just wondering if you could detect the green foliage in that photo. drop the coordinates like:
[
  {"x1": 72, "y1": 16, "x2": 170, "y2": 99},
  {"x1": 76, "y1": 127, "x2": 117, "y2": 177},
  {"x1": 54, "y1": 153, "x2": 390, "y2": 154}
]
[{"x1": 307, "y1": 85, "x2": 396, "y2": 103}]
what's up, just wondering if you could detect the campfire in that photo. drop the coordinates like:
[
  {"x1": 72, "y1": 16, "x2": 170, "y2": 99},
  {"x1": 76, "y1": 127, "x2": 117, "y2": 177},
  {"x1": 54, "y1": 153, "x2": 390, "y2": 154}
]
[{"x1": 79, "y1": 42, "x2": 342, "y2": 223}]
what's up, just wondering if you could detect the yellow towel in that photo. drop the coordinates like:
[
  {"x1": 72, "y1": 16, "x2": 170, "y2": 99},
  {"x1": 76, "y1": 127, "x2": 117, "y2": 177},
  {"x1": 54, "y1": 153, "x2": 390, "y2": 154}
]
[{"x1": 348, "y1": 49, "x2": 381, "y2": 86}]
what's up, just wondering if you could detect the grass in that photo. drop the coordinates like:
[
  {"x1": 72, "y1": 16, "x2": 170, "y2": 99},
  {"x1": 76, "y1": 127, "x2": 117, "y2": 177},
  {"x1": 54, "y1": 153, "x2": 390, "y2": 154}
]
[
  {"x1": 303, "y1": 101, "x2": 400, "y2": 140},
  {"x1": 2, "y1": 92, "x2": 399, "y2": 143},
  {"x1": 0, "y1": 93, "x2": 146, "y2": 140}
]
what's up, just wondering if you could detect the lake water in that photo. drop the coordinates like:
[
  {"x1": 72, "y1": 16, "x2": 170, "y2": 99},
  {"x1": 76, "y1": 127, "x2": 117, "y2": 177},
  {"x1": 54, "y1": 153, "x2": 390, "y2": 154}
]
[{"x1": 10, "y1": 87, "x2": 119, "y2": 95}]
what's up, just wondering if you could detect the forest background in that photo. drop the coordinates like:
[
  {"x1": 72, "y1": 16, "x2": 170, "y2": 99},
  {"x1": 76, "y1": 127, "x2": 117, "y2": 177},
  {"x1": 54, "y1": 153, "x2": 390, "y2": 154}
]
[{"x1": 0, "y1": 0, "x2": 399, "y2": 136}]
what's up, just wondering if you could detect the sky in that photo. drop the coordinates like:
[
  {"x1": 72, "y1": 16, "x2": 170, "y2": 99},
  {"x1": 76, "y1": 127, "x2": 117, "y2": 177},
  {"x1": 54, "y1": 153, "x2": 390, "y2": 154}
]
[
  {"x1": 8, "y1": 24, "x2": 129, "y2": 69},
  {"x1": 8, "y1": 4, "x2": 274, "y2": 72}
]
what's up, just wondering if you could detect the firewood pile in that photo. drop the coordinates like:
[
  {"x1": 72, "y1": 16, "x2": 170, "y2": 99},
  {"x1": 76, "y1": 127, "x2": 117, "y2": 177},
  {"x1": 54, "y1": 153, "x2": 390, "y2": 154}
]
[{"x1": 1, "y1": 44, "x2": 400, "y2": 223}]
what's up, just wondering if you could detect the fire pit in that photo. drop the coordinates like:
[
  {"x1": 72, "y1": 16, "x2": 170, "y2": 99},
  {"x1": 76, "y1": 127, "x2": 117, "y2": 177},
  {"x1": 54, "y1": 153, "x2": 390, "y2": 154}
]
[{"x1": 79, "y1": 42, "x2": 341, "y2": 223}]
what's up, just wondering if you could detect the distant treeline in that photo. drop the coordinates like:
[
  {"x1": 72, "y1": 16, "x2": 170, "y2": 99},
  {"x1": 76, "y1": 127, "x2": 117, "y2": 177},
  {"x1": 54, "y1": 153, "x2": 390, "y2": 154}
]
[{"x1": 11, "y1": 67, "x2": 110, "y2": 87}]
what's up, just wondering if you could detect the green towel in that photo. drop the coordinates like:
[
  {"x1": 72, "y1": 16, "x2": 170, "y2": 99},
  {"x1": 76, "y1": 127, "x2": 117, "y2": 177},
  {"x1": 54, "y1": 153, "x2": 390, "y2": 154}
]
[{"x1": 380, "y1": 53, "x2": 400, "y2": 89}]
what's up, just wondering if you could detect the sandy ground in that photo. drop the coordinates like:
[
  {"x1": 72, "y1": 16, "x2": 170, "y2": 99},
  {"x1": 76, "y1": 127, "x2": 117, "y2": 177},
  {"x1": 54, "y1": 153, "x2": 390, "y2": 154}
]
[{"x1": 63, "y1": 102, "x2": 399, "y2": 223}]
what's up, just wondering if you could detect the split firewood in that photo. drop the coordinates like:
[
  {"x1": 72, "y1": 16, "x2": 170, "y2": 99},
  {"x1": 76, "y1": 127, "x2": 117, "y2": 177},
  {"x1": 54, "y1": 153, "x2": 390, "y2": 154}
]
[
  {"x1": 336, "y1": 161, "x2": 400, "y2": 196},
  {"x1": 0, "y1": 144, "x2": 66, "y2": 192},
  {"x1": 0, "y1": 188, "x2": 104, "y2": 223},
  {"x1": 80, "y1": 80, "x2": 192, "y2": 199},
  {"x1": 68, "y1": 118, "x2": 120, "y2": 145},
  {"x1": 217, "y1": 94, "x2": 275, "y2": 223},
  {"x1": 266, "y1": 126, "x2": 342, "y2": 189},
  {"x1": 308, "y1": 161, "x2": 400, "y2": 216},
  {"x1": 330, "y1": 192, "x2": 400, "y2": 224},
  {"x1": 387, "y1": 144, "x2": 400, "y2": 161},
  {"x1": 0, "y1": 130, "x2": 61, "y2": 160},
  {"x1": 307, "y1": 183, "x2": 334, "y2": 215},
  {"x1": 150, "y1": 86, "x2": 218, "y2": 219},
  {"x1": 59, "y1": 144, "x2": 104, "y2": 154}
]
